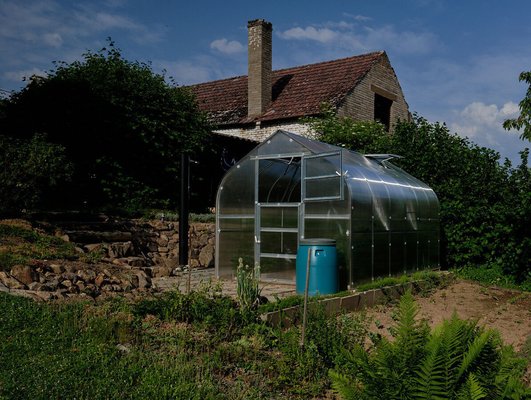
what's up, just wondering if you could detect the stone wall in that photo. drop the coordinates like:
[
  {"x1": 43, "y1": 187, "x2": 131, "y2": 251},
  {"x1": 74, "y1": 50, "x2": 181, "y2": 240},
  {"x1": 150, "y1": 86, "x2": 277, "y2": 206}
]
[{"x1": 57, "y1": 218, "x2": 216, "y2": 274}]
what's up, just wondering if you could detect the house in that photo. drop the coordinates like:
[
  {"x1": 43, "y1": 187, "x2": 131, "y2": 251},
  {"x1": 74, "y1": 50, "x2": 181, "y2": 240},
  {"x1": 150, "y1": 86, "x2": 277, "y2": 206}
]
[{"x1": 190, "y1": 19, "x2": 411, "y2": 143}]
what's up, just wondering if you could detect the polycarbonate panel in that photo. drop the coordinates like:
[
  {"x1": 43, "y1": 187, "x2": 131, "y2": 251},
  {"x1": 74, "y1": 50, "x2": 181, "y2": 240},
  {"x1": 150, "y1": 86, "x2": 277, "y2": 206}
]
[
  {"x1": 305, "y1": 176, "x2": 341, "y2": 199},
  {"x1": 259, "y1": 257, "x2": 295, "y2": 282},
  {"x1": 351, "y1": 232, "x2": 372, "y2": 284},
  {"x1": 390, "y1": 233, "x2": 405, "y2": 275},
  {"x1": 305, "y1": 153, "x2": 341, "y2": 177},
  {"x1": 373, "y1": 233, "x2": 390, "y2": 279},
  {"x1": 218, "y1": 161, "x2": 255, "y2": 215},
  {"x1": 260, "y1": 231, "x2": 298, "y2": 255},
  {"x1": 260, "y1": 206, "x2": 298, "y2": 228},
  {"x1": 405, "y1": 232, "x2": 419, "y2": 272},
  {"x1": 217, "y1": 231, "x2": 254, "y2": 279},
  {"x1": 258, "y1": 158, "x2": 301, "y2": 203},
  {"x1": 257, "y1": 133, "x2": 308, "y2": 156}
]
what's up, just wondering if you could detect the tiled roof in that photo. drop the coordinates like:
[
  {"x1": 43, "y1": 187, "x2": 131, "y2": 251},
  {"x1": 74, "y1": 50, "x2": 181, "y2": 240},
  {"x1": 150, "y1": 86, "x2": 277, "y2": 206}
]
[{"x1": 189, "y1": 51, "x2": 385, "y2": 126}]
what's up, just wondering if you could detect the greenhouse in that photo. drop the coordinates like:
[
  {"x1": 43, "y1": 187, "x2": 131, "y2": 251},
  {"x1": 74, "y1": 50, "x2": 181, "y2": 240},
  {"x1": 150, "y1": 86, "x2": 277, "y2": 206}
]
[{"x1": 215, "y1": 130, "x2": 440, "y2": 289}]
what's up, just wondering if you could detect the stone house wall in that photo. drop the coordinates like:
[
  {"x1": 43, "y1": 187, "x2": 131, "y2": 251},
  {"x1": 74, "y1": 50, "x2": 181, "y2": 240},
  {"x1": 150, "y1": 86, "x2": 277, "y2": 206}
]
[{"x1": 338, "y1": 55, "x2": 410, "y2": 132}]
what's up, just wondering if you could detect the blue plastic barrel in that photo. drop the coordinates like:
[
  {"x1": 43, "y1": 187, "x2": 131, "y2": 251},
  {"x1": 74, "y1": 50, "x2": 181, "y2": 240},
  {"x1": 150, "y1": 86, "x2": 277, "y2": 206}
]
[{"x1": 296, "y1": 238, "x2": 337, "y2": 296}]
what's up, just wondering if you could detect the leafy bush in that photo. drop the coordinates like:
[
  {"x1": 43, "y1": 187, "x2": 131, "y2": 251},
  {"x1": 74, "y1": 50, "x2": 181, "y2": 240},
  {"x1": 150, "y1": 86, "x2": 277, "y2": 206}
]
[
  {"x1": 0, "y1": 133, "x2": 72, "y2": 215},
  {"x1": 329, "y1": 292, "x2": 530, "y2": 399}
]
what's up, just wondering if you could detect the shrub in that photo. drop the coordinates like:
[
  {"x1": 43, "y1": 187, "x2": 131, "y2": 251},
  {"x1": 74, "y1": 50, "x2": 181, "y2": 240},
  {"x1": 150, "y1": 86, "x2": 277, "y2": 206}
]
[{"x1": 0, "y1": 133, "x2": 72, "y2": 215}]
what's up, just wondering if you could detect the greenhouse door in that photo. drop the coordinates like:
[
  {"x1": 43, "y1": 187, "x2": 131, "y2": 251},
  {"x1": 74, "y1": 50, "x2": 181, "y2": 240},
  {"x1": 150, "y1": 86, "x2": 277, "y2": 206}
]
[{"x1": 255, "y1": 155, "x2": 303, "y2": 282}]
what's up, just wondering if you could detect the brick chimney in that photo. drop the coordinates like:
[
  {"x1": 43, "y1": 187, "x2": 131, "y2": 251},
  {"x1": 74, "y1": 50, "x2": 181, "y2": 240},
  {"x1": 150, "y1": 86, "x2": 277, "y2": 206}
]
[{"x1": 247, "y1": 19, "x2": 272, "y2": 118}]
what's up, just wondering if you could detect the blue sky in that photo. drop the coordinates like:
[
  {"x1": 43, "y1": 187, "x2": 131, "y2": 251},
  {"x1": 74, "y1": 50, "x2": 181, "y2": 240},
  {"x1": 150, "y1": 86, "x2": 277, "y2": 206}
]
[{"x1": 1, "y1": 0, "x2": 530, "y2": 164}]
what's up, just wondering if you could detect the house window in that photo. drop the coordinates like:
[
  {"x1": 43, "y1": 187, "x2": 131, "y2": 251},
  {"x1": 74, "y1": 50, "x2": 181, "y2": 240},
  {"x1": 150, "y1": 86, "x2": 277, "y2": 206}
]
[{"x1": 374, "y1": 93, "x2": 392, "y2": 131}]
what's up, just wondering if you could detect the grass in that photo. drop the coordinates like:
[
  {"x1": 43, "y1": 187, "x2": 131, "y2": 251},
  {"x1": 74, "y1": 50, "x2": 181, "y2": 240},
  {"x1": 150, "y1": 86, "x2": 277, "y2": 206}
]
[
  {"x1": 0, "y1": 224, "x2": 77, "y2": 271},
  {"x1": 0, "y1": 286, "x2": 371, "y2": 399},
  {"x1": 453, "y1": 264, "x2": 531, "y2": 292}
]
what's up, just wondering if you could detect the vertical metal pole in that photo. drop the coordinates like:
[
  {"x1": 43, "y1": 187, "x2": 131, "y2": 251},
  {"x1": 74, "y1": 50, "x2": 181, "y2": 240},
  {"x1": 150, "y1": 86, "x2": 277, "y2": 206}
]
[
  {"x1": 300, "y1": 247, "x2": 312, "y2": 348},
  {"x1": 179, "y1": 153, "x2": 189, "y2": 269}
]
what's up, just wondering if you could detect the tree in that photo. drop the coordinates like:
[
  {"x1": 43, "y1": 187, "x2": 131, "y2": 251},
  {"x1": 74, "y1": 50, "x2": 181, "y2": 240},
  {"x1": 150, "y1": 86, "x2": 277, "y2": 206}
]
[
  {"x1": 503, "y1": 70, "x2": 531, "y2": 141},
  {"x1": 0, "y1": 40, "x2": 211, "y2": 212}
]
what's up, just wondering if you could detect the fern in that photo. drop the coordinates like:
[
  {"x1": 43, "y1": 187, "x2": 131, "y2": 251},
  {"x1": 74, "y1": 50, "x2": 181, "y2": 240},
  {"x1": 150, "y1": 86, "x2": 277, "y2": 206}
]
[
  {"x1": 329, "y1": 370, "x2": 366, "y2": 400},
  {"x1": 330, "y1": 293, "x2": 530, "y2": 400},
  {"x1": 456, "y1": 373, "x2": 487, "y2": 400}
]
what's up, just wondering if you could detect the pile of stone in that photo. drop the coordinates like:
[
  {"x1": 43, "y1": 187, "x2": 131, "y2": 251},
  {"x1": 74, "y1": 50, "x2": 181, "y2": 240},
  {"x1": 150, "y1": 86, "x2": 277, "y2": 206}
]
[{"x1": 0, "y1": 262, "x2": 153, "y2": 302}]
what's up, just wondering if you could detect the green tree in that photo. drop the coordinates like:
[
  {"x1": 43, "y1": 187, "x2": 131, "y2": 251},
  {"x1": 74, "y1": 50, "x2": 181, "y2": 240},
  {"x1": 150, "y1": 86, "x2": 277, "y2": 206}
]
[
  {"x1": 503, "y1": 70, "x2": 531, "y2": 141},
  {"x1": 0, "y1": 40, "x2": 211, "y2": 212}
]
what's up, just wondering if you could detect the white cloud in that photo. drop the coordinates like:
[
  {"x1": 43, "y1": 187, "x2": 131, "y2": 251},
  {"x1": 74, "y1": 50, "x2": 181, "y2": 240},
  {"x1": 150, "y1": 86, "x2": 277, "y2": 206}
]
[
  {"x1": 277, "y1": 21, "x2": 438, "y2": 55},
  {"x1": 342, "y1": 13, "x2": 372, "y2": 22},
  {"x1": 278, "y1": 26, "x2": 338, "y2": 43},
  {"x1": 210, "y1": 38, "x2": 244, "y2": 54},
  {"x1": 43, "y1": 32, "x2": 63, "y2": 47},
  {"x1": 448, "y1": 101, "x2": 527, "y2": 163}
]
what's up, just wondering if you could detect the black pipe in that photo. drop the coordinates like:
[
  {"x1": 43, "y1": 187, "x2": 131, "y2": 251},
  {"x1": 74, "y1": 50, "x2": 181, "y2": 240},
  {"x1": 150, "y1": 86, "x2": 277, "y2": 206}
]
[{"x1": 179, "y1": 153, "x2": 189, "y2": 267}]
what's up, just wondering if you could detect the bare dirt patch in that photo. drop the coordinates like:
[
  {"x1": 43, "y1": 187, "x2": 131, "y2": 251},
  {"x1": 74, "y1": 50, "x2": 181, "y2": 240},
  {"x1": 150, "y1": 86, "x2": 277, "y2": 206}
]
[{"x1": 366, "y1": 279, "x2": 531, "y2": 352}]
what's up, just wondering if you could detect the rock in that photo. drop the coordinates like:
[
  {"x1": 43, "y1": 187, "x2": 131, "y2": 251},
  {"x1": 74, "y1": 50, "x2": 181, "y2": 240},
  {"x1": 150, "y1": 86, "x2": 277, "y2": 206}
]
[
  {"x1": 152, "y1": 266, "x2": 172, "y2": 278},
  {"x1": 83, "y1": 284, "x2": 99, "y2": 298},
  {"x1": 131, "y1": 271, "x2": 151, "y2": 289},
  {"x1": 84, "y1": 243, "x2": 104, "y2": 253},
  {"x1": 94, "y1": 274, "x2": 108, "y2": 287},
  {"x1": 28, "y1": 282, "x2": 43, "y2": 291},
  {"x1": 63, "y1": 264, "x2": 77, "y2": 273},
  {"x1": 0, "y1": 271, "x2": 27, "y2": 290},
  {"x1": 122, "y1": 257, "x2": 145, "y2": 268},
  {"x1": 74, "y1": 247, "x2": 85, "y2": 254},
  {"x1": 111, "y1": 284, "x2": 123, "y2": 292},
  {"x1": 108, "y1": 241, "x2": 134, "y2": 258},
  {"x1": 0, "y1": 280, "x2": 9, "y2": 293},
  {"x1": 76, "y1": 281, "x2": 86, "y2": 292},
  {"x1": 61, "y1": 272, "x2": 77, "y2": 283},
  {"x1": 61, "y1": 279, "x2": 73, "y2": 289},
  {"x1": 158, "y1": 246, "x2": 169, "y2": 253},
  {"x1": 49, "y1": 264, "x2": 65, "y2": 274},
  {"x1": 190, "y1": 259, "x2": 200, "y2": 268},
  {"x1": 10, "y1": 265, "x2": 38, "y2": 285},
  {"x1": 198, "y1": 244, "x2": 215, "y2": 268},
  {"x1": 77, "y1": 269, "x2": 96, "y2": 283}
]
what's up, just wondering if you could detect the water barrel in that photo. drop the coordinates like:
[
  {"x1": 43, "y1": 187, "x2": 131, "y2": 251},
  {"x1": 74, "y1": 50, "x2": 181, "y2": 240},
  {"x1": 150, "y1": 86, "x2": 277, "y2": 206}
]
[{"x1": 296, "y1": 238, "x2": 337, "y2": 296}]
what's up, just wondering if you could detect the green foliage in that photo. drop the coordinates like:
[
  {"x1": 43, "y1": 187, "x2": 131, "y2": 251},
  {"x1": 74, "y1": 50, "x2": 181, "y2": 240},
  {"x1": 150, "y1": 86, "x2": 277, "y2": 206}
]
[
  {"x1": 329, "y1": 292, "x2": 530, "y2": 400},
  {"x1": 307, "y1": 109, "x2": 530, "y2": 283},
  {"x1": 503, "y1": 70, "x2": 531, "y2": 141},
  {"x1": 0, "y1": 40, "x2": 211, "y2": 212},
  {"x1": 304, "y1": 103, "x2": 389, "y2": 153},
  {"x1": 0, "y1": 133, "x2": 72, "y2": 215}
]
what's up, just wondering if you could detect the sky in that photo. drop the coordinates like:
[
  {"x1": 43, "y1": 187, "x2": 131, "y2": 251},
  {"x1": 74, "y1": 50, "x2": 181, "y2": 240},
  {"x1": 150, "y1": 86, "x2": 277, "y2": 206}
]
[{"x1": 1, "y1": 0, "x2": 530, "y2": 165}]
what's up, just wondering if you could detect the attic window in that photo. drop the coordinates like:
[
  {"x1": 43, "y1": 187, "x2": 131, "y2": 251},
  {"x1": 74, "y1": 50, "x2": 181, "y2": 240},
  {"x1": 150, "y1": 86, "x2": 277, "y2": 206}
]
[{"x1": 374, "y1": 93, "x2": 392, "y2": 131}]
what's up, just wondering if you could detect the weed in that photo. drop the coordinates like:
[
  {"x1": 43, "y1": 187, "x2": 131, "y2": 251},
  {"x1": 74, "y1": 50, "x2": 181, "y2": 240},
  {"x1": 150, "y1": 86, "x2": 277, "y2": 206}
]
[{"x1": 236, "y1": 257, "x2": 262, "y2": 315}]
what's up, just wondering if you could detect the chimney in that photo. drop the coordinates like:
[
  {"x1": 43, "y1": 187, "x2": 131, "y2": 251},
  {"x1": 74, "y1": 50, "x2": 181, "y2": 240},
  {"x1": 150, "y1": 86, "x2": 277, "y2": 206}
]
[{"x1": 247, "y1": 19, "x2": 272, "y2": 118}]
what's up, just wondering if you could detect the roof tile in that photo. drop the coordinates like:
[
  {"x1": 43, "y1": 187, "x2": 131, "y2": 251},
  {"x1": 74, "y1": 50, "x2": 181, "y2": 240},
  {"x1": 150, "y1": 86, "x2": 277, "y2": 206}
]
[{"x1": 190, "y1": 51, "x2": 384, "y2": 125}]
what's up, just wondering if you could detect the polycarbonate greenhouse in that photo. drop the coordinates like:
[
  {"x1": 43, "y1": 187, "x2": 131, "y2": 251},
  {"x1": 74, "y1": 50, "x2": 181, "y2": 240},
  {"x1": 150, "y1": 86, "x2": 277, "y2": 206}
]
[{"x1": 215, "y1": 130, "x2": 440, "y2": 289}]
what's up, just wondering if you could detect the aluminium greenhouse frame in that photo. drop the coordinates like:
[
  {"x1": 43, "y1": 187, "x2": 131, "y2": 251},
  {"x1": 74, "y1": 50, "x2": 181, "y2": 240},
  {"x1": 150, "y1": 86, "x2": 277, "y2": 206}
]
[{"x1": 215, "y1": 130, "x2": 439, "y2": 289}]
